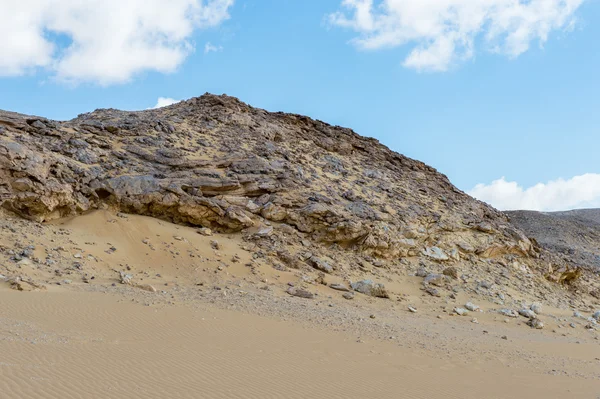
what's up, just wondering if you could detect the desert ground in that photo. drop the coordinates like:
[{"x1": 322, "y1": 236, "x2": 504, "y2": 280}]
[{"x1": 1, "y1": 210, "x2": 599, "y2": 399}]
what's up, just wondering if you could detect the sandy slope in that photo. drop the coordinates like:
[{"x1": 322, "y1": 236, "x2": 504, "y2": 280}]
[
  {"x1": 1, "y1": 211, "x2": 599, "y2": 398},
  {"x1": 1, "y1": 289, "x2": 599, "y2": 399}
]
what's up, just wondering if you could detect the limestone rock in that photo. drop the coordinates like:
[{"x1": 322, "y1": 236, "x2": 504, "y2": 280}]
[{"x1": 351, "y1": 280, "x2": 389, "y2": 298}]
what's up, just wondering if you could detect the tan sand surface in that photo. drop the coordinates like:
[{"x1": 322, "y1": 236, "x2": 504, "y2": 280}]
[{"x1": 0, "y1": 211, "x2": 599, "y2": 398}]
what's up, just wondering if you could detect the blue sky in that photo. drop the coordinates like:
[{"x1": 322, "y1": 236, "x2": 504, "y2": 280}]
[{"x1": 1, "y1": 0, "x2": 599, "y2": 211}]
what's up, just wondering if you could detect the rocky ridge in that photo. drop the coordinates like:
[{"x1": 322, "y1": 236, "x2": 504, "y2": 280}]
[
  {"x1": 0, "y1": 94, "x2": 597, "y2": 306},
  {"x1": 507, "y1": 209, "x2": 600, "y2": 273}
]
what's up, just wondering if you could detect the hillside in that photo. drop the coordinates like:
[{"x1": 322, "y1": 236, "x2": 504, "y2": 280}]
[{"x1": 0, "y1": 94, "x2": 597, "y2": 307}]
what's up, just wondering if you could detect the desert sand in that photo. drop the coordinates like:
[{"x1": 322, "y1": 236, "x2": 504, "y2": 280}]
[{"x1": 1, "y1": 210, "x2": 599, "y2": 399}]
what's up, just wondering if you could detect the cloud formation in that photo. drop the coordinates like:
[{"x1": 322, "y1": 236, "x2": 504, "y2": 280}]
[
  {"x1": 468, "y1": 174, "x2": 600, "y2": 212},
  {"x1": 0, "y1": 0, "x2": 234, "y2": 84},
  {"x1": 151, "y1": 97, "x2": 181, "y2": 109},
  {"x1": 330, "y1": 0, "x2": 584, "y2": 71}
]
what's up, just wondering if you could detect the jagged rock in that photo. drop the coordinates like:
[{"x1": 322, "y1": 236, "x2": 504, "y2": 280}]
[
  {"x1": 351, "y1": 280, "x2": 389, "y2": 298},
  {"x1": 423, "y1": 274, "x2": 449, "y2": 287},
  {"x1": 528, "y1": 318, "x2": 544, "y2": 329},
  {"x1": 454, "y1": 308, "x2": 469, "y2": 316},
  {"x1": 330, "y1": 283, "x2": 350, "y2": 292},
  {"x1": 443, "y1": 267, "x2": 459, "y2": 279},
  {"x1": 499, "y1": 308, "x2": 519, "y2": 318},
  {"x1": 308, "y1": 256, "x2": 334, "y2": 274},
  {"x1": 286, "y1": 287, "x2": 314, "y2": 299},
  {"x1": 119, "y1": 271, "x2": 133, "y2": 285},
  {"x1": 422, "y1": 247, "x2": 449, "y2": 261},
  {"x1": 518, "y1": 309, "x2": 537, "y2": 319},
  {"x1": 342, "y1": 292, "x2": 355, "y2": 300}
]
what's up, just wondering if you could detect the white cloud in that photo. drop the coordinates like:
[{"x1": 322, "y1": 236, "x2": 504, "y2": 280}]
[
  {"x1": 151, "y1": 97, "x2": 181, "y2": 109},
  {"x1": 468, "y1": 174, "x2": 600, "y2": 212},
  {"x1": 329, "y1": 0, "x2": 585, "y2": 71},
  {"x1": 204, "y1": 42, "x2": 223, "y2": 53},
  {"x1": 0, "y1": 0, "x2": 234, "y2": 84}
]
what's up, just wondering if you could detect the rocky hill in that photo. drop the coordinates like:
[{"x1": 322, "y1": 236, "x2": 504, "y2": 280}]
[
  {"x1": 0, "y1": 94, "x2": 597, "y2": 306},
  {"x1": 507, "y1": 209, "x2": 600, "y2": 272}
]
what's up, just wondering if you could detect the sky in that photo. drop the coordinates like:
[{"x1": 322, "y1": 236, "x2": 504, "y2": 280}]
[{"x1": 0, "y1": 0, "x2": 599, "y2": 212}]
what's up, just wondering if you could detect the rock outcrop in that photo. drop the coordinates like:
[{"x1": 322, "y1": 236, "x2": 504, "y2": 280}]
[{"x1": 0, "y1": 94, "x2": 595, "y2": 303}]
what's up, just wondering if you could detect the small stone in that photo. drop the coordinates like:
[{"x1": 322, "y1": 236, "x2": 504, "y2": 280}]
[
  {"x1": 408, "y1": 306, "x2": 417, "y2": 313},
  {"x1": 423, "y1": 274, "x2": 449, "y2": 287},
  {"x1": 286, "y1": 287, "x2": 314, "y2": 299},
  {"x1": 422, "y1": 247, "x2": 449, "y2": 261},
  {"x1": 454, "y1": 307, "x2": 469, "y2": 316},
  {"x1": 528, "y1": 318, "x2": 544, "y2": 329},
  {"x1": 465, "y1": 302, "x2": 480, "y2": 312},
  {"x1": 210, "y1": 240, "x2": 220, "y2": 250},
  {"x1": 351, "y1": 280, "x2": 389, "y2": 298},
  {"x1": 519, "y1": 308, "x2": 537, "y2": 319},
  {"x1": 573, "y1": 311, "x2": 584, "y2": 319},
  {"x1": 330, "y1": 283, "x2": 350, "y2": 292},
  {"x1": 342, "y1": 292, "x2": 355, "y2": 300},
  {"x1": 425, "y1": 287, "x2": 440, "y2": 297},
  {"x1": 501, "y1": 335, "x2": 508, "y2": 340},
  {"x1": 173, "y1": 236, "x2": 183, "y2": 241},
  {"x1": 499, "y1": 308, "x2": 518, "y2": 318},
  {"x1": 570, "y1": 322, "x2": 576, "y2": 328},
  {"x1": 442, "y1": 267, "x2": 459, "y2": 279},
  {"x1": 197, "y1": 227, "x2": 213, "y2": 236},
  {"x1": 471, "y1": 318, "x2": 479, "y2": 324},
  {"x1": 592, "y1": 311, "x2": 600, "y2": 321},
  {"x1": 530, "y1": 303, "x2": 543, "y2": 314},
  {"x1": 136, "y1": 284, "x2": 157, "y2": 293},
  {"x1": 415, "y1": 267, "x2": 428, "y2": 277},
  {"x1": 73, "y1": 253, "x2": 83, "y2": 259},
  {"x1": 370, "y1": 314, "x2": 376, "y2": 319}
]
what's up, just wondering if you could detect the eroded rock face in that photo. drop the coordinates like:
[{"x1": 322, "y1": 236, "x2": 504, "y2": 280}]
[{"x1": 0, "y1": 94, "x2": 559, "y2": 293}]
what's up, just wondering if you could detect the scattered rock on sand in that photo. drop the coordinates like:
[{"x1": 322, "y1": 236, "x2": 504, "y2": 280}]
[
  {"x1": 197, "y1": 227, "x2": 213, "y2": 236},
  {"x1": 425, "y1": 287, "x2": 440, "y2": 297},
  {"x1": 443, "y1": 267, "x2": 459, "y2": 279},
  {"x1": 465, "y1": 302, "x2": 480, "y2": 312},
  {"x1": 330, "y1": 283, "x2": 350, "y2": 292},
  {"x1": 286, "y1": 287, "x2": 314, "y2": 299},
  {"x1": 309, "y1": 256, "x2": 334, "y2": 274},
  {"x1": 136, "y1": 284, "x2": 157, "y2": 293},
  {"x1": 454, "y1": 307, "x2": 469, "y2": 316},
  {"x1": 528, "y1": 318, "x2": 544, "y2": 329},
  {"x1": 499, "y1": 308, "x2": 519, "y2": 318},
  {"x1": 342, "y1": 292, "x2": 355, "y2": 300},
  {"x1": 119, "y1": 271, "x2": 133, "y2": 285},
  {"x1": 408, "y1": 306, "x2": 417, "y2": 313},
  {"x1": 518, "y1": 309, "x2": 537, "y2": 319},
  {"x1": 351, "y1": 280, "x2": 389, "y2": 298},
  {"x1": 423, "y1": 274, "x2": 449, "y2": 287},
  {"x1": 530, "y1": 303, "x2": 543, "y2": 314},
  {"x1": 422, "y1": 247, "x2": 449, "y2": 261},
  {"x1": 592, "y1": 311, "x2": 600, "y2": 321},
  {"x1": 8, "y1": 277, "x2": 46, "y2": 291}
]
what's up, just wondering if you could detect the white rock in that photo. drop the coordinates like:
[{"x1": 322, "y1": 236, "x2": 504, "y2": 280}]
[
  {"x1": 454, "y1": 307, "x2": 469, "y2": 316},
  {"x1": 465, "y1": 302, "x2": 480, "y2": 312}
]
